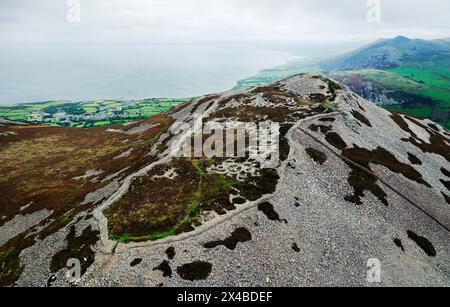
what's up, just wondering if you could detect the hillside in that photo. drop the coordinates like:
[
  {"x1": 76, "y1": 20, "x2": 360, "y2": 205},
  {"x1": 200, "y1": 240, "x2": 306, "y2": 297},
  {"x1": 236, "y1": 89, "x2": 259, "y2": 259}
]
[
  {"x1": 329, "y1": 71, "x2": 449, "y2": 127},
  {"x1": 320, "y1": 36, "x2": 450, "y2": 71},
  {"x1": 1, "y1": 74, "x2": 449, "y2": 287},
  {"x1": 234, "y1": 37, "x2": 450, "y2": 129},
  {"x1": 321, "y1": 37, "x2": 450, "y2": 129}
]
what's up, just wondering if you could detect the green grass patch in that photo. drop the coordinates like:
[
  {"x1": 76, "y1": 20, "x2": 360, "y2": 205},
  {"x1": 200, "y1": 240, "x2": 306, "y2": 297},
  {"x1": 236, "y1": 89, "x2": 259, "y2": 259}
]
[
  {"x1": 92, "y1": 120, "x2": 112, "y2": 126},
  {"x1": 387, "y1": 66, "x2": 450, "y2": 89},
  {"x1": 115, "y1": 227, "x2": 178, "y2": 243},
  {"x1": 384, "y1": 104, "x2": 433, "y2": 118}
]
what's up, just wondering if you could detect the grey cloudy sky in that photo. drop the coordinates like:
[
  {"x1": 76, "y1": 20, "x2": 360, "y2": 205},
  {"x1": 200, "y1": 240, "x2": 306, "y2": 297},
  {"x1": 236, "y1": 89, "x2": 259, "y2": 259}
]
[{"x1": 1, "y1": 0, "x2": 449, "y2": 44}]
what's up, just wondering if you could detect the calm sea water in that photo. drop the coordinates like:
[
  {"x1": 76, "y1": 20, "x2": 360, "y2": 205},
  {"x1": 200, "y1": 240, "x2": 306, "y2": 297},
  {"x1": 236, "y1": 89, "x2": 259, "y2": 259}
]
[{"x1": 0, "y1": 41, "x2": 362, "y2": 105}]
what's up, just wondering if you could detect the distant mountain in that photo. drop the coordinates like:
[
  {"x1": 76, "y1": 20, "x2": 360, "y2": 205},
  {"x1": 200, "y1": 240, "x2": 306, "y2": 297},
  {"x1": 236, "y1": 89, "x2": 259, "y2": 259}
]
[{"x1": 321, "y1": 36, "x2": 450, "y2": 71}]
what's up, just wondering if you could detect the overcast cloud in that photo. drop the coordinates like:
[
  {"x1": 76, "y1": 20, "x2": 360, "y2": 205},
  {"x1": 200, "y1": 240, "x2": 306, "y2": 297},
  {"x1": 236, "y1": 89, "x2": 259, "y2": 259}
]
[{"x1": 1, "y1": 0, "x2": 449, "y2": 44}]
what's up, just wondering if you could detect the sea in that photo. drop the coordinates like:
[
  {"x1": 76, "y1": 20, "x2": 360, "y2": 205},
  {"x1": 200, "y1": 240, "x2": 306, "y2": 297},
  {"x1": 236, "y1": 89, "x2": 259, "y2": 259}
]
[{"x1": 0, "y1": 41, "x2": 362, "y2": 105}]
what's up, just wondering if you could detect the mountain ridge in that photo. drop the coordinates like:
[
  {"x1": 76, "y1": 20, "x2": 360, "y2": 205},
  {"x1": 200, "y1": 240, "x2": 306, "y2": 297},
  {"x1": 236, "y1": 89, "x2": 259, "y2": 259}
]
[{"x1": 321, "y1": 36, "x2": 450, "y2": 71}]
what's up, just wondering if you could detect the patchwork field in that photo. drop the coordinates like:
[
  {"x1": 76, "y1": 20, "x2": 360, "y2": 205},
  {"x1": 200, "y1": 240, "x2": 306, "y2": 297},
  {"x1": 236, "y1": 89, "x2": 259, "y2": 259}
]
[
  {"x1": 0, "y1": 98, "x2": 190, "y2": 128},
  {"x1": 382, "y1": 58, "x2": 450, "y2": 129}
]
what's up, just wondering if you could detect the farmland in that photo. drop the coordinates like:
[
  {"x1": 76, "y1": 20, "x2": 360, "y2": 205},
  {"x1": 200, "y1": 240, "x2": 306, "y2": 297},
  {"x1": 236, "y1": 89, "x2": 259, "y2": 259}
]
[{"x1": 0, "y1": 98, "x2": 190, "y2": 128}]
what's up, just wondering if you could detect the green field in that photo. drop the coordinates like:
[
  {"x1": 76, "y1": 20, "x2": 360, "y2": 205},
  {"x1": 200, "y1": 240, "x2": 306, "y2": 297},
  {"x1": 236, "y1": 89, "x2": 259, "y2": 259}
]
[
  {"x1": 383, "y1": 57, "x2": 450, "y2": 129},
  {"x1": 0, "y1": 98, "x2": 191, "y2": 128}
]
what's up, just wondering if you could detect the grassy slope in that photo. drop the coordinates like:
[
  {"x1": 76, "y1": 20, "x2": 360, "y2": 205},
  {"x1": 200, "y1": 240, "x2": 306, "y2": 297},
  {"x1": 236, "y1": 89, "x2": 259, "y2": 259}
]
[
  {"x1": 0, "y1": 114, "x2": 175, "y2": 286},
  {"x1": 383, "y1": 56, "x2": 450, "y2": 129}
]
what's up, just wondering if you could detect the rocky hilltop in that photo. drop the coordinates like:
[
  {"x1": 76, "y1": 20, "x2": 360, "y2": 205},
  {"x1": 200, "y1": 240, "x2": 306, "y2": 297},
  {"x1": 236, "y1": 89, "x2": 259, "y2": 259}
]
[{"x1": 1, "y1": 73, "x2": 449, "y2": 287}]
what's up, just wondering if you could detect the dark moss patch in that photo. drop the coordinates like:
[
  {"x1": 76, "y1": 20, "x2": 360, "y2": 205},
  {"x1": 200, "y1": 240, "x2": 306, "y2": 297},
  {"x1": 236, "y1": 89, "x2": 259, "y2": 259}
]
[
  {"x1": 38, "y1": 202, "x2": 93, "y2": 241},
  {"x1": 258, "y1": 202, "x2": 286, "y2": 223},
  {"x1": 325, "y1": 132, "x2": 347, "y2": 151},
  {"x1": 441, "y1": 168, "x2": 450, "y2": 178},
  {"x1": 46, "y1": 275, "x2": 57, "y2": 287},
  {"x1": 191, "y1": 95, "x2": 220, "y2": 114},
  {"x1": 130, "y1": 258, "x2": 142, "y2": 267},
  {"x1": 238, "y1": 168, "x2": 279, "y2": 202},
  {"x1": 390, "y1": 112, "x2": 450, "y2": 163},
  {"x1": 405, "y1": 116, "x2": 433, "y2": 131},
  {"x1": 165, "y1": 247, "x2": 176, "y2": 260},
  {"x1": 394, "y1": 238, "x2": 405, "y2": 252},
  {"x1": 153, "y1": 260, "x2": 172, "y2": 277},
  {"x1": 0, "y1": 247, "x2": 25, "y2": 287},
  {"x1": 326, "y1": 79, "x2": 343, "y2": 101},
  {"x1": 428, "y1": 123, "x2": 439, "y2": 131},
  {"x1": 407, "y1": 153, "x2": 422, "y2": 165},
  {"x1": 309, "y1": 124, "x2": 319, "y2": 132},
  {"x1": 50, "y1": 225, "x2": 100, "y2": 276},
  {"x1": 309, "y1": 75, "x2": 342, "y2": 101},
  {"x1": 319, "y1": 117, "x2": 336, "y2": 123},
  {"x1": 176, "y1": 261, "x2": 212, "y2": 281},
  {"x1": 408, "y1": 131, "x2": 450, "y2": 163},
  {"x1": 204, "y1": 228, "x2": 252, "y2": 250},
  {"x1": 442, "y1": 192, "x2": 450, "y2": 204},
  {"x1": 390, "y1": 112, "x2": 411, "y2": 133},
  {"x1": 279, "y1": 124, "x2": 292, "y2": 162},
  {"x1": 0, "y1": 232, "x2": 35, "y2": 287},
  {"x1": 351, "y1": 110, "x2": 372, "y2": 127},
  {"x1": 292, "y1": 243, "x2": 300, "y2": 252},
  {"x1": 258, "y1": 202, "x2": 279, "y2": 221},
  {"x1": 342, "y1": 145, "x2": 432, "y2": 206},
  {"x1": 344, "y1": 166, "x2": 388, "y2": 206},
  {"x1": 343, "y1": 146, "x2": 431, "y2": 188},
  {"x1": 440, "y1": 180, "x2": 450, "y2": 192},
  {"x1": 407, "y1": 230, "x2": 436, "y2": 257},
  {"x1": 306, "y1": 148, "x2": 328, "y2": 165},
  {"x1": 309, "y1": 124, "x2": 332, "y2": 134},
  {"x1": 356, "y1": 100, "x2": 366, "y2": 112},
  {"x1": 232, "y1": 197, "x2": 247, "y2": 205}
]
